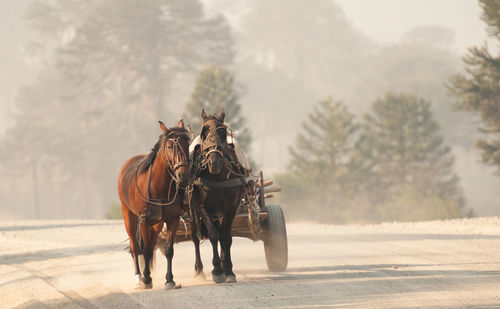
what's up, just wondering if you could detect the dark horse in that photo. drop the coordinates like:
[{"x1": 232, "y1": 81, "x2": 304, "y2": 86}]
[
  {"x1": 190, "y1": 109, "x2": 246, "y2": 283},
  {"x1": 118, "y1": 120, "x2": 190, "y2": 289}
]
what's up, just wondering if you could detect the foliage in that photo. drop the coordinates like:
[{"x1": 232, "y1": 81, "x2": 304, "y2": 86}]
[
  {"x1": 276, "y1": 97, "x2": 360, "y2": 223},
  {"x1": 233, "y1": 1, "x2": 477, "y2": 203},
  {"x1": 238, "y1": 0, "x2": 371, "y2": 94},
  {"x1": 278, "y1": 93, "x2": 467, "y2": 223},
  {"x1": 357, "y1": 93, "x2": 466, "y2": 220},
  {"x1": 26, "y1": 0, "x2": 233, "y2": 122},
  {"x1": 402, "y1": 25, "x2": 454, "y2": 48},
  {"x1": 184, "y1": 64, "x2": 251, "y2": 151},
  {"x1": 449, "y1": 0, "x2": 500, "y2": 173},
  {"x1": 376, "y1": 185, "x2": 466, "y2": 222},
  {"x1": 0, "y1": 0, "x2": 233, "y2": 218}
]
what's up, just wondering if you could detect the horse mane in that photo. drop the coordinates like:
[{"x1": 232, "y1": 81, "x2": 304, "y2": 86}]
[
  {"x1": 140, "y1": 139, "x2": 161, "y2": 174},
  {"x1": 139, "y1": 127, "x2": 188, "y2": 174}
]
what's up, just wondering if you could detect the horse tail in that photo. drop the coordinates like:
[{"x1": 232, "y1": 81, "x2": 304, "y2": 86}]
[{"x1": 136, "y1": 215, "x2": 144, "y2": 254}]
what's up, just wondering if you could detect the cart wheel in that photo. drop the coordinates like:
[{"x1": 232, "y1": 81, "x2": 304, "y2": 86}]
[{"x1": 263, "y1": 205, "x2": 288, "y2": 271}]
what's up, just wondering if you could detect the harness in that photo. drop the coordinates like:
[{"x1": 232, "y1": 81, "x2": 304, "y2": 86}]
[
  {"x1": 186, "y1": 120, "x2": 248, "y2": 236},
  {"x1": 133, "y1": 130, "x2": 190, "y2": 252},
  {"x1": 193, "y1": 176, "x2": 246, "y2": 190},
  {"x1": 134, "y1": 131, "x2": 189, "y2": 208}
]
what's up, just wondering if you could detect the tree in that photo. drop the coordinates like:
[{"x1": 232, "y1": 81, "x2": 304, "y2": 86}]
[
  {"x1": 276, "y1": 97, "x2": 360, "y2": 223},
  {"x1": 449, "y1": 0, "x2": 500, "y2": 173},
  {"x1": 238, "y1": 0, "x2": 371, "y2": 95},
  {"x1": 26, "y1": 0, "x2": 233, "y2": 123},
  {"x1": 0, "y1": 0, "x2": 234, "y2": 218},
  {"x1": 402, "y1": 25, "x2": 455, "y2": 49},
  {"x1": 357, "y1": 93, "x2": 466, "y2": 221},
  {"x1": 184, "y1": 64, "x2": 251, "y2": 151}
]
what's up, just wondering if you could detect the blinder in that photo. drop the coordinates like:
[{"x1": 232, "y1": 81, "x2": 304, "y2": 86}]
[
  {"x1": 199, "y1": 121, "x2": 228, "y2": 169},
  {"x1": 160, "y1": 132, "x2": 190, "y2": 185}
]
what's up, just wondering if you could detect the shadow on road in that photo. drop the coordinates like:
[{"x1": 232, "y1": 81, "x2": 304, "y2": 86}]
[
  {"x1": 0, "y1": 243, "x2": 125, "y2": 265},
  {"x1": 9, "y1": 263, "x2": 500, "y2": 308},
  {"x1": 0, "y1": 221, "x2": 121, "y2": 232},
  {"x1": 255, "y1": 263, "x2": 500, "y2": 282},
  {"x1": 289, "y1": 233, "x2": 500, "y2": 243}
]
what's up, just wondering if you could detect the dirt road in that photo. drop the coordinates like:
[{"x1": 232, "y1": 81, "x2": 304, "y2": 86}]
[{"x1": 1, "y1": 218, "x2": 500, "y2": 308}]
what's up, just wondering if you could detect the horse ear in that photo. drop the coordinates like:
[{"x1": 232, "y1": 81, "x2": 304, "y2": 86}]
[
  {"x1": 217, "y1": 108, "x2": 225, "y2": 122},
  {"x1": 177, "y1": 119, "x2": 185, "y2": 128},
  {"x1": 158, "y1": 121, "x2": 169, "y2": 134},
  {"x1": 201, "y1": 109, "x2": 207, "y2": 121}
]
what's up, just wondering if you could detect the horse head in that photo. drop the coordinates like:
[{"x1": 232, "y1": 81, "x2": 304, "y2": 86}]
[
  {"x1": 200, "y1": 109, "x2": 227, "y2": 175},
  {"x1": 158, "y1": 119, "x2": 191, "y2": 187}
]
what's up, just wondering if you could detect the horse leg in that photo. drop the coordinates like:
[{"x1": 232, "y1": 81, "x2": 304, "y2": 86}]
[
  {"x1": 200, "y1": 207, "x2": 224, "y2": 283},
  {"x1": 191, "y1": 214, "x2": 205, "y2": 280},
  {"x1": 121, "y1": 203, "x2": 141, "y2": 282},
  {"x1": 163, "y1": 217, "x2": 182, "y2": 290},
  {"x1": 137, "y1": 219, "x2": 154, "y2": 289},
  {"x1": 220, "y1": 211, "x2": 237, "y2": 283}
]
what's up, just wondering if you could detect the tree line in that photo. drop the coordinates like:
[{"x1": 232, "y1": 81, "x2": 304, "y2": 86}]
[
  {"x1": 1, "y1": 0, "x2": 500, "y2": 222},
  {"x1": 277, "y1": 0, "x2": 500, "y2": 223},
  {"x1": 276, "y1": 93, "x2": 468, "y2": 223}
]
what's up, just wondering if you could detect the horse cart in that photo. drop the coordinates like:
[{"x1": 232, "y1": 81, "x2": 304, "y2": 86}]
[{"x1": 160, "y1": 171, "x2": 288, "y2": 272}]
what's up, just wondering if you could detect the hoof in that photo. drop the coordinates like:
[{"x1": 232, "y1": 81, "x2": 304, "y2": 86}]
[
  {"x1": 136, "y1": 280, "x2": 152, "y2": 290},
  {"x1": 225, "y1": 275, "x2": 237, "y2": 283},
  {"x1": 212, "y1": 273, "x2": 226, "y2": 284},
  {"x1": 195, "y1": 271, "x2": 206, "y2": 281},
  {"x1": 135, "y1": 275, "x2": 152, "y2": 289},
  {"x1": 164, "y1": 282, "x2": 182, "y2": 290}
]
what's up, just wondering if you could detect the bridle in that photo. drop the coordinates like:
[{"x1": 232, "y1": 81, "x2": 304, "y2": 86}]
[
  {"x1": 199, "y1": 123, "x2": 227, "y2": 170},
  {"x1": 197, "y1": 122, "x2": 246, "y2": 178},
  {"x1": 159, "y1": 133, "x2": 189, "y2": 184},
  {"x1": 135, "y1": 131, "x2": 190, "y2": 207}
]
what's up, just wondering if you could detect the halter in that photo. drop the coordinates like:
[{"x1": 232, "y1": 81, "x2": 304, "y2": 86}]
[
  {"x1": 199, "y1": 124, "x2": 227, "y2": 169},
  {"x1": 135, "y1": 131, "x2": 190, "y2": 207},
  {"x1": 197, "y1": 123, "x2": 246, "y2": 178},
  {"x1": 159, "y1": 134, "x2": 189, "y2": 185}
]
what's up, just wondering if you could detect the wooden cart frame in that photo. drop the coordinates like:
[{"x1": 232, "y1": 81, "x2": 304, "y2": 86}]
[{"x1": 163, "y1": 171, "x2": 288, "y2": 272}]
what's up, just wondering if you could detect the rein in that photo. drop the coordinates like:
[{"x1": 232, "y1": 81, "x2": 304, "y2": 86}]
[{"x1": 194, "y1": 176, "x2": 246, "y2": 190}]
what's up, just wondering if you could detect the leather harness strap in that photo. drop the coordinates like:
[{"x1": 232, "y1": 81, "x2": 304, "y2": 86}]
[{"x1": 194, "y1": 176, "x2": 246, "y2": 190}]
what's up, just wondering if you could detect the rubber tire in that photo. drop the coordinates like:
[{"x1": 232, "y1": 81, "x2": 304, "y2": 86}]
[{"x1": 263, "y1": 205, "x2": 288, "y2": 271}]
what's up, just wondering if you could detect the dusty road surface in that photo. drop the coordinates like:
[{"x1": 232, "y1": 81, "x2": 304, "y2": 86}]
[{"x1": 1, "y1": 218, "x2": 500, "y2": 308}]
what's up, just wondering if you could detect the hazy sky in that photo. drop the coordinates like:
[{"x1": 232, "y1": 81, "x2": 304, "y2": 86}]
[{"x1": 336, "y1": 0, "x2": 488, "y2": 54}]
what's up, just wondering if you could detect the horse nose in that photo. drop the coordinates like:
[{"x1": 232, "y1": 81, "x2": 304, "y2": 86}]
[{"x1": 208, "y1": 158, "x2": 221, "y2": 173}]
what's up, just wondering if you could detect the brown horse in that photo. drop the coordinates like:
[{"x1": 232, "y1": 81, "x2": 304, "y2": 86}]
[
  {"x1": 118, "y1": 120, "x2": 190, "y2": 289},
  {"x1": 190, "y1": 109, "x2": 246, "y2": 283}
]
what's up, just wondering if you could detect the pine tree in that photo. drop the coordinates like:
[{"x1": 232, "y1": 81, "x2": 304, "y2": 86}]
[
  {"x1": 0, "y1": 0, "x2": 234, "y2": 218},
  {"x1": 449, "y1": 0, "x2": 500, "y2": 172},
  {"x1": 277, "y1": 97, "x2": 359, "y2": 223},
  {"x1": 239, "y1": 0, "x2": 371, "y2": 95},
  {"x1": 184, "y1": 64, "x2": 251, "y2": 151},
  {"x1": 358, "y1": 93, "x2": 466, "y2": 221},
  {"x1": 27, "y1": 0, "x2": 234, "y2": 122}
]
